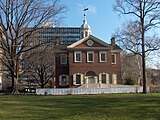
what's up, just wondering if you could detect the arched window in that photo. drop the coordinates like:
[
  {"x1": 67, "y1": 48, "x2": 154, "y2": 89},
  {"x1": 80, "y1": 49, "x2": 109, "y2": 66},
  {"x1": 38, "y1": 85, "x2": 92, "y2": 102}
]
[
  {"x1": 73, "y1": 73, "x2": 84, "y2": 85},
  {"x1": 85, "y1": 31, "x2": 88, "y2": 37},
  {"x1": 59, "y1": 75, "x2": 69, "y2": 86},
  {"x1": 99, "y1": 73, "x2": 109, "y2": 84}
]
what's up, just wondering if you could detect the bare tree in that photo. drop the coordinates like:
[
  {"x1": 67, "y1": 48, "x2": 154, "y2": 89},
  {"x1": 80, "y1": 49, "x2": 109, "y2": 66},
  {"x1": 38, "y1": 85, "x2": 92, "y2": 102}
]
[
  {"x1": 115, "y1": 21, "x2": 160, "y2": 86},
  {"x1": 114, "y1": 0, "x2": 160, "y2": 93},
  {"x1": 0, "y1": 0, "x2": 66, "y2": 94},
  {"x1": 25, "y1": 49, "x2": 56, "y2": 88},
  {"x1": 121, "y1": 51, "x2": 142, "y2": 85}
]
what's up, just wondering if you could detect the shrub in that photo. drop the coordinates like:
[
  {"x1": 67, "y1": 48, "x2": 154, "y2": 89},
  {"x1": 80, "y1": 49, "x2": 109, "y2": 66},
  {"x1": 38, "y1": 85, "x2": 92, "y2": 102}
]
[{"x1": 124, "y1": 76, "x2": 137, "y2": 85}]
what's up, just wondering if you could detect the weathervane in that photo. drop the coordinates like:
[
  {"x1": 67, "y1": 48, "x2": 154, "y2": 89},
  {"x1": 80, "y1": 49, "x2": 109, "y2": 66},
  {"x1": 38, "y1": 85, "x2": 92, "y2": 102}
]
[{"x1": 83, "y1": 7, "x2": 89, "y2": 18}]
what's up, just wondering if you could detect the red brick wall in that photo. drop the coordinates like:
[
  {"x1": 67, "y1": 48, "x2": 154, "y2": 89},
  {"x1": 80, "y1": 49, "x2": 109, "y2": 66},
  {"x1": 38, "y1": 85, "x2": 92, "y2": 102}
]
[{"x1": 68, "y1": 49, "x2": 122, "y2": 85}]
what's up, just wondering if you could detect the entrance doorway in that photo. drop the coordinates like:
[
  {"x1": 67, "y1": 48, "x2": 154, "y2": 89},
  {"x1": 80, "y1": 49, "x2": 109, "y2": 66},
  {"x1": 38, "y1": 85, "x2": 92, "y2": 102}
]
[
  {"x1": 87, "y1": 76, "x2": 96, "y2": 84},
  {"x1": 85, "y1": 71, "x2": 97, "y2": 87}
]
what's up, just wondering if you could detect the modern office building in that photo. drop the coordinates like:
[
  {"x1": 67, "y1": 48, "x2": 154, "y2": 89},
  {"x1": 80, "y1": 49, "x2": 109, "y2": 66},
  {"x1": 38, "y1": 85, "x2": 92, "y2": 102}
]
[{"x1": 29, "y1": 26, "x2": 81, "y2": 47}]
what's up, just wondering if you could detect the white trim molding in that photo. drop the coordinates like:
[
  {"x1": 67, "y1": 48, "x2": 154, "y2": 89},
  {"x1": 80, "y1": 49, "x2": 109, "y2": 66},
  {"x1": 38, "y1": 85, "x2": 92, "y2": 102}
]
[
  {"x1": 111, "y1": 54, "x2": 116, "y2": 64},
  {"x1": 74, "y1": 51, "x2": 82, "y2": 62},
  {"x1": 73, "y1": 73, "x2": 84, "y2": 85},
  {"x1": 99, "y1": 73, "x2": 109, "y2": 84},
  {"x1": 112, "y1": 73, "x2": 117, "y2": 84},
  {"x1": 99, "y1": 51, "x2": 107, "y2": 62},
  {"x1": 59, "y1": 74, "x2": 69, "y2": 86},
  {"x1": 87, "y1": 51, "x2": 94, "y2": 62}
]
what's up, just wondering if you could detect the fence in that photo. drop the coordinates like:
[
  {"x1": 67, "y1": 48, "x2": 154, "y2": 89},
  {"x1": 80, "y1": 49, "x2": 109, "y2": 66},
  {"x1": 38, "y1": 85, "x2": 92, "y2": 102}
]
[{"x1": 36, "y1": 86, "x2": 144, "y2": 95}]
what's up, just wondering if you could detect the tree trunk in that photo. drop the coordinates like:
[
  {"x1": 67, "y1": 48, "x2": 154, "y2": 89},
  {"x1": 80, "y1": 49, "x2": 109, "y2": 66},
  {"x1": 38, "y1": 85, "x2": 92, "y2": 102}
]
[
  {"x1": 11, "y1": 76, "x2": 20, "y2": 95},
  {"x1": 140, "y1": 1, "x2": 147, "y2": 94},
  {"x1": 11, "y1": 75, "x2": 14, "y2": 93}
]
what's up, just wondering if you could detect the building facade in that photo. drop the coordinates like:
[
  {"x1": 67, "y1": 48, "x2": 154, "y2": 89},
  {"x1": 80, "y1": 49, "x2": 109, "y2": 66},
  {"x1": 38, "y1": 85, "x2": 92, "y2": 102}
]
[
  {"x1": 29, "y1": 26, "x2": 81, "y2": 47},
  {"x1": 54, "y1": 35, "x2": 122, "y2": 88},
  {"x1": 22, "y1": 11, "x2": 122, "y2": 89}
]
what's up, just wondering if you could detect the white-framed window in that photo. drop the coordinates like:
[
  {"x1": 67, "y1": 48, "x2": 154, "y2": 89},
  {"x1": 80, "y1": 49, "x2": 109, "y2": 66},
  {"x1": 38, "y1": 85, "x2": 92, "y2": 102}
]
[
  {"x1": 60, "y1": 54, "x2": 67, "y2": 64},
  {"x1": 112, "y1": 74, "x2": 117, "y2": 84},
  {"x1": 99, "y1": 73, "x2": 109, "y2": 84},
  {"x1": 73, "y1": 73, "x2": 83, "y2": 85},
  {"x1": 85, "y1": 31, "x2": 88, "y2": 37},
  {"x1": 99, "y1": 51, "x2": 106, "y2": 62},
  {"x1": 87, "y1": 51, "x2": 94, "y2": 62},
  {"x1": 59, "y1": 75, "x2": 69, "y2": 86},
  {"x1": 111, "y1": 54, "x2": 116, "y2": 64},
  {"x1": 74, "y1": 51, "x2": 82, "y2": 62}
]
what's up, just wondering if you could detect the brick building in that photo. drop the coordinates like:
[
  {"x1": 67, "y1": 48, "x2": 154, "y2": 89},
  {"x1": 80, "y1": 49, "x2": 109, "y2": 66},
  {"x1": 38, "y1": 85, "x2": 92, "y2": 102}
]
[
  {"x1": 52, "y1": 10, "x2": 122, "y2": 88},
  {"x1": 54, "y1": 35, "x2": 122, "y2": 88},
  {"x1": 21, "y1": 10, "x2": 122, "y2": 89}
]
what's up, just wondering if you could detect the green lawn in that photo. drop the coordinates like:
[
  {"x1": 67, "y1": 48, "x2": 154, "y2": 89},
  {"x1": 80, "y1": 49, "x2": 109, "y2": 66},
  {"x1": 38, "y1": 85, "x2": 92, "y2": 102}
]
[{"x1": 0, "y1": 94, "x2": 160, "y2": 120}]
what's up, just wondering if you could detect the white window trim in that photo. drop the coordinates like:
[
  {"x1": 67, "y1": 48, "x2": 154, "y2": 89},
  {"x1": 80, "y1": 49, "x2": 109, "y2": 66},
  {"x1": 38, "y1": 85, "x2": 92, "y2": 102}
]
[
  {"x1": 99, "y1": 73, "x2": 109, "y2": 84},
  {"x1": 111, "y1": 54, "x2": 116, "y2": 64},
  {"x1": 73, "y1": 73, "x2": 83, "y2": 85},
  {"x1": 60, "y1": 54, "x2": 67, "y2": 64},
  {"x1": 112, "y1": 73, "x2": 117, "y2": 84},
  {"x1": 87, "y1": 51, "x2": 94, "y2": 62},
  {"x1": 74, "y1": 51, "x2": 82, "y2": 62},
  {"x1": 59, "y1": 75, "x2": 69, "y2": 86},
  {"x1": 99, "y1": 51, "x2": 106, "y2": 62}
]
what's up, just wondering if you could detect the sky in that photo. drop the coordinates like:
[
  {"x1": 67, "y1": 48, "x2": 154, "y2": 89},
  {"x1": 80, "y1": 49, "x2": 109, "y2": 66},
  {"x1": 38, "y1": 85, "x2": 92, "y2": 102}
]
[
  {"x1": 60, "y1": 0, "x2": 126, "y2": 43},
  {"x1": 59, "y1": 0, "x2": 160, "y2": 68}
]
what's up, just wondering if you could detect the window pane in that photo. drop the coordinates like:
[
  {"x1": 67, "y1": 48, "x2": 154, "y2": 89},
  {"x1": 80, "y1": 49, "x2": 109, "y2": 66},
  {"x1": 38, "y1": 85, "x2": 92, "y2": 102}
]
[
  {"x1": 85, "y1": 32, "x2": 88, "y2": 37},
  {"x1": 62, "y1": 76, "x2": 67, "y2": 85},
  {"x1": 101, "y1": 53, "x2": 106, "y2": 61},
  {"x1": 112, "y1": 54, "x2": 116, "y2": 64},
  {"x1": 102, "y1": 74, "x2": 106, "y2": 83},
  {"x1": 76, "y1": 75, "x2": 81, "y2": 84},
  {"x1": 61, "y1": 54, "x2": 67, "y2": 64},
  {"x1": 88, "y1": 53, "x2": 94, "y2": 62},
  {"x1": 76, "y1": 53, "x2": 81, "y2": 61}
]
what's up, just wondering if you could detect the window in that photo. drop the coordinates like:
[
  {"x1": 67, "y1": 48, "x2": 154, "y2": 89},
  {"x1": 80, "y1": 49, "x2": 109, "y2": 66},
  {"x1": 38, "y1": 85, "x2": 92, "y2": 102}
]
[
  {"x1": 73, "y1": 73, "x2": 83, "y2": 85},
  {"x1": 87, "y1": 51, "x2": 94, "y2": 62},
  {"x1": 99, "y1": 73, "x2": 109, "y2": 84},
  {"x1": 76, "y1": 75, "x2": 81, "y2": 84},
  {"x1": 102, "y1": 74, "x2": 106, "y2": 83},
  {"x1": 85, "y1": 31, "x2": 88, "y2": 37},
  {"x1": 60, "y1": 54, "x2": 67, "y2": 64},
  {"x1": 74, "y1": 51, "x2": 82, "y2": 62},
  {"x1": 99, "y1": 51, "x2": 106, "y2": 62},
  {"x1": 112, "y1": 74, "x2": 117, "y2": 84},
  {"x1": 81, "y1": 32, "x2": 83, "y2": 38},
  {"x1": 59, "y1": 75, "x2": 69, "y2": 86},
  {"x1": 111, "y1": 54, "x2": 116, "y2": 64}
]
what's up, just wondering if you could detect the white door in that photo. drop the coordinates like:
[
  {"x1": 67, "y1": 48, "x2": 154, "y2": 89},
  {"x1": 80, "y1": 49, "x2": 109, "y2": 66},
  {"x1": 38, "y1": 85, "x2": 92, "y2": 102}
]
[{"x1": 88, "y1": 77, "x2": 96, "y2": 84}]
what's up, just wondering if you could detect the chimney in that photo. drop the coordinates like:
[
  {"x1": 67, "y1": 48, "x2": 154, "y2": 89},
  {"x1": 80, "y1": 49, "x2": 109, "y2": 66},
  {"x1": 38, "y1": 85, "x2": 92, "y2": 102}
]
[
  {"x1": 55, "y1": 37, "x2": 60, "y2": 45},
  {"x1": 111, "y1": 37, "x2": 115, "y2": 45}
]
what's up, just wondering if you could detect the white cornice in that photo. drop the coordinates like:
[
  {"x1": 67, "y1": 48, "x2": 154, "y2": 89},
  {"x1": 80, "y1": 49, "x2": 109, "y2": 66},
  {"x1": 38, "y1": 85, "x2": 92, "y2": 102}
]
[{"x1": 67, "y1": 35, "x2": 111, "y2": 49}]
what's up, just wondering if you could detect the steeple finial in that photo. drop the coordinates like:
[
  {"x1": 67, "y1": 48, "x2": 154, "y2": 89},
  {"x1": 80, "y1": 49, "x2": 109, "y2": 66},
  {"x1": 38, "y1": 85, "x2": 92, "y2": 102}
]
[
  {"x1": 80, "y1": 7, "x2": 91, "y2": 39},
  {"x1": 83, "y1": 8, "x2": 89, "y2": 22}
]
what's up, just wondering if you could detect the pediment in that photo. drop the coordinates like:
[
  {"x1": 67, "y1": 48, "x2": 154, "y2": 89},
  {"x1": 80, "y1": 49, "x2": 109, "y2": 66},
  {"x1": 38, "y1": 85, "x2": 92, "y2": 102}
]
[{"x1": 67, "y1": 35, "x2": 111, "y2": 49}]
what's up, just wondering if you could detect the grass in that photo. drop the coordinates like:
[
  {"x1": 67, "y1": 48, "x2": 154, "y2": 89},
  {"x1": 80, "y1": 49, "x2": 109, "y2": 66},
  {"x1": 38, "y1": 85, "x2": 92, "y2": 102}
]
[{"x1": 0, "y1": 94, "x2": 160, "y2": 120}]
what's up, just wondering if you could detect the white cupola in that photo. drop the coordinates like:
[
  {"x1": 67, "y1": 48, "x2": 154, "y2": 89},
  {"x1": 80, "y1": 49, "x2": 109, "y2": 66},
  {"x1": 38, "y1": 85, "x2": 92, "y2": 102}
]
[{"x1": 80, "y1": 8, "x2": 92, "y2": 39}]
